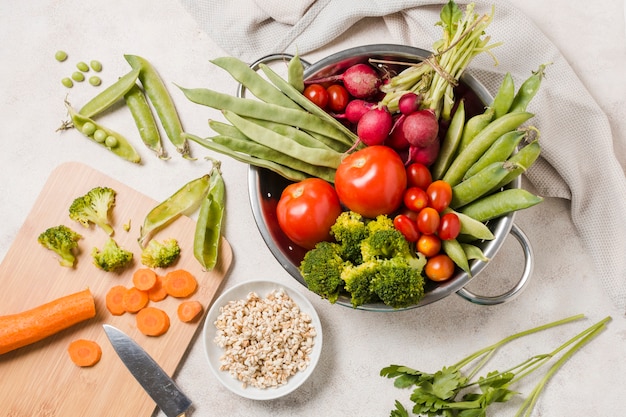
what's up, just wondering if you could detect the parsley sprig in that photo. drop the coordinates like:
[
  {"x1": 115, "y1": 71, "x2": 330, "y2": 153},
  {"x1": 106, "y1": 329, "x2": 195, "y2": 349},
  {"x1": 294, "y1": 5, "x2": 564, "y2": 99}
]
[{"x1": 382, "y1": 314, "x2": 611, "y2": 417}]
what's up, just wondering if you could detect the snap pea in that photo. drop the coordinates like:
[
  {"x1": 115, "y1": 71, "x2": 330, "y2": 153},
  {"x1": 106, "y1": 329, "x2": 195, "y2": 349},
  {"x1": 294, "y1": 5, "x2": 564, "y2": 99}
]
[
  {"x1": 508, "y1": 63, "x2": 549, "y2": 113},
  {"x1": 78, "y1": 68, "x2": 140, "y2": 118},
  {"x1": 125, "y1": 54, "x2": 191, "y2": 159},
  {"x1": 288, "y1": 53, "x2": 305, "y2": 93},
  {"x1": 463, "y1": 130, "x2": 526, "y2": 179},
  {"x1": 450, "y1": 161, "x2": 520, "y2": 209},
  {"x1": 461, "y1": 242, "x2": 489, "y2": 262},
  {"x1": 459, "y1": 188, "x2": 543, "y2": 222},
  {"x1": 431, "y1": 99, "x2": 465, "y2": 180},
  {"x1": 490, "y1": 72, "x2": 515, "y2": 119},
  {"x1": 124, "y1": 83, "x2": 168, "y2": 159},
  {"x1": 194, "y1": 163, "x2": 225, "y2": 271},
  {"x1": 138, "y1": 174, "x2": 212, "y2": 248},
  {"x1": 457, "y1": 107, "x2": 494, "y2": 152},
  {"x1": 492, "y1": 139, "x2": 541, "y2": 191},
  {"x1": 442, "y1": 111, "x2": 534, "y2": 186},
  {"x1": 442, "y1": 238, "x2": 471, "y2": 275},
  {"x1": 64, "y1": 102, "x2": 141, "y2": 163},
  {"x1": 443, "y1": 207, "x2": 495, "y2": 241}
]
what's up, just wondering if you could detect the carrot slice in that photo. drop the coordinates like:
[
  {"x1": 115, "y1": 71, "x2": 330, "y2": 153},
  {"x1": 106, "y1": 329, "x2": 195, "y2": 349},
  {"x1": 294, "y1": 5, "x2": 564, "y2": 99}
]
[
  {"x1": 136, "y1": 307, "x2": 170, "y2": 336},
  {"x1": 68, "y1": 339, "x2": 102, "y2": 367},
  {"x1": 0, "y1": 288, "x2": 96, "y2": 355},
  {"x1": 123, "y1": 287, "x2": 149, "y2": 313},
  {"x1": 105, "y1": 285, "x2": 128, "y2": 316},
  {"x1": 164, "y1": 269, "x2": 198, "y2": 298},
  {"x1": 147, "y1": 275, "x2": 168, "y2": 302},
  {"x1": 177, "y1": 300, "x2": 203, "y2": 323},
  {"x1": 132, "y1": 268, "x2": 157, "y2": 291}
]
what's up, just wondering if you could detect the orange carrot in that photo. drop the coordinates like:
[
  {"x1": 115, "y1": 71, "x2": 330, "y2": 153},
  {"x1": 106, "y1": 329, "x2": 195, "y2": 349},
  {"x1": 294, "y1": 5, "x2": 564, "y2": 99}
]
[
  {"x1": 132, "y1": 268, "x2": 157, "y2": 291},
  {"x1": 122, "y1": 287, "x2": 149, "y2": 313},
  {"x1": 147, "y1": 275, "x2": 168, "y2": 302},
  {"x1": 164, "y1": 269, "x2": 198, "y2": 298},
  {"x1": 105, "y1": 285, "x2": 128, "y2": 316},
  {"x1": 177, "y1": 300, "x2": 204, "y2": 323},
  {"x1": 0, "y1": 288, "x2": 96, "y2": 355},
  {"x1": 68, "y1": 339, "x2": 102, "y2": 367},
  {"x1": 136, "y1": 307, "x2": 170, "y2": 336}
]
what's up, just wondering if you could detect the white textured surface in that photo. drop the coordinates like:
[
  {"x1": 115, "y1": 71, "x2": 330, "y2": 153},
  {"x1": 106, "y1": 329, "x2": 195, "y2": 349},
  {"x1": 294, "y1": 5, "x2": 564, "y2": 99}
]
[{"x1": 1, "y1": 1, "x2": 625, "y2": 416}]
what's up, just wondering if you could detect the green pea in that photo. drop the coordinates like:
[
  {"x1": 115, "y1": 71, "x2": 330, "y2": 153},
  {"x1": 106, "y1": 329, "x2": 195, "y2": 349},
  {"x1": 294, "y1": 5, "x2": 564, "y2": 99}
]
[
  {"x1": 89, "y1": 76, "x2": 102, "y2": 86},
  {"x1": 90, "y1": 60, "x2": 103, "y2": 72},
  {"x1": 82, "y1": 122, "x2": 97, "y2": 136},
  {"x1": 61, "y1": 77, "x2": 74, "y2": 88},
  {"x1": 71, "y1": 71, "x2": 85, "y2": 82},
  {"x1": 93, "y1": 129, "x2": 107, "y2": 143},
  {"x1": 55, "y1": 50, "x2": 68, "y2": 62},
  {"x1": 104, "y1": 135, "x2": 118, "y2": 148},
  {"x1": 76, "y1": 61, "x2": 90, "y2": 72}
]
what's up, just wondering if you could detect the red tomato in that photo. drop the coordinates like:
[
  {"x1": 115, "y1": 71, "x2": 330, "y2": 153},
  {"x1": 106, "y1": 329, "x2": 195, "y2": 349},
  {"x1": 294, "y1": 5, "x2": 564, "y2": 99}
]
[
  {"x1": 425, "y1": 254, "x2": 456, "y2": 281},
  {"x1": 417, "y1": 234, "x2": 441, "y2": 257},
  {"x1": 403, "y1": 187, "x2": 429, "y2": 212},
  {"x1": 335, "y1": 145, "x2": 407, "y2": 218},
  {"x1": 438, "y1": 212, "x2": 461, "y2": 240},
  {"x1": 416, "y1": 207, "x2": 440, "y2": 235},
  {"x1": 327, "y1": 84, "x2": 350, "y2": 113},
  {"x1": 393, "y1": 214, "x2": 420, "y2": 242},
  {"x1": 406, "y1": 162, "x2": 432, "y2": 190},
  {"x1": 303, "y1": 84, "x2": 329, "y2": 109},
  {"x1": 276, "y1": 178, "x2": 342, "y2": 249},
  {"x1": 426, "y1": 180, "x2": 453, "y2": 212}
]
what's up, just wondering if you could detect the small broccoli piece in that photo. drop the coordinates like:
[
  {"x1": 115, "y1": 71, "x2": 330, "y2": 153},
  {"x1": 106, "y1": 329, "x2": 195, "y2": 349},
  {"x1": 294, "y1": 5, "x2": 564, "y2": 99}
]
[
  {"x1": 69, "y1": 186, "x2": 116, "y2": 236},
  {"x1": 370, "y1": 256, "x2": 426, "y2": 309},
  {"x1": 37, "y1": 225, "x2": 83, "y2": 267},
  {"x1": 366, "y1": 214, "x2": 396, "y2": 234},
  {"x1": 330, "y1": 211, "x2": 370, "y2": 264},
  {"x1": 341, "y1": 261, "x2": 380, "y2": 308},
  {"x1": 92, "y1": 237, "x2": 133, "y2": 272},
  {"x1": 361, "y1": 228, "x2": 413, "y2": 262},
  {"x1": 299, "y1": 241, "x2": 347, "y2": 303},
  {"x1": 141, "y1": 238, "x2": 181, "y2": 268}
]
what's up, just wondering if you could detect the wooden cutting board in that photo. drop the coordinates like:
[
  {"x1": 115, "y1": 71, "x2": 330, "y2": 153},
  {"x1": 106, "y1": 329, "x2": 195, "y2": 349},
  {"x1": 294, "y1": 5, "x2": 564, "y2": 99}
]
[{"x1": 0, "y1": 161, "x2": 233, "y2": 417}]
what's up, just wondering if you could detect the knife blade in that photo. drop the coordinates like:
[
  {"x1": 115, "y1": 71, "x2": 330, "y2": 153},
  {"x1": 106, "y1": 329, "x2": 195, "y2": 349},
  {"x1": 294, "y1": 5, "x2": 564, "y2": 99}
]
[{"x1": 103, "y1": 324, "x2": 192, "y2": 417}]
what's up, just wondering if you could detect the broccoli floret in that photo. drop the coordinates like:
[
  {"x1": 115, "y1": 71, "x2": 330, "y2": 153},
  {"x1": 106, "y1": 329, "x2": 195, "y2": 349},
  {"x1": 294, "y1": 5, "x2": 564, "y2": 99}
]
[
  {"x1": 360, "y1": 228, "x2": 413, "y2": 262},
  {"x1": 299, "y1": 241, "x2": 347, "y2": 303},
  {"x1": 370, "y1": 256, "x2": 426, "y2": 309},
  {"x1": 366, "y1": 214, "x2": 396, "y2": 234},
  {"x1": 341, "y1": 261, "x2": 380, "y2": 308},
  {"x1": 330, "y1": 211, "x2": 370, "y2": 264},
  {"x1": 37, "y1": 225, "x2": 83, "y2": 267},
  {"x1": 92, "y1": 237, "x2": 133, "y2": 272},
  {"x1": 69, "y1": 186, "x2": 116, "y2": 236},
  {"x1": 141, "y1": 238, "x2": 181, "y2": 268}
]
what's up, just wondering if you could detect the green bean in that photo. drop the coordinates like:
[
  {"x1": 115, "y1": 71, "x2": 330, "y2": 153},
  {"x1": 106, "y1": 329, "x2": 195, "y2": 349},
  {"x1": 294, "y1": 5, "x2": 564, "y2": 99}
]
[
  {"x1": 64, "y1": 102, "x2": 141, "y2": 163},
  {"x1": 457, "y1": 107, "x2": 494, "y2": 152},
  {"x1": 492, "y1": 139, "x2": 541, "y2": 191},
  {"x1": 288, "y1": 53, "x2": 305, "y2": 93},
  {"x1": 208, "y1": 119, "x2": 248, "y2": 140},
  {"x1": 78, "y1": 68, "x2": 140, "y2": 118},
  {"x1": 55, "y1": 50, "x2": 68, "y2": 62},
  {"x1": 461, "y1": 242, "x2": 489, "y2": 262},
  {"x1": 443, "y1": 207, "x2": 494, "y2": 241},
  {"x1": 124, "y1": 83, "x2": 168, "y2": 159},
  {"x1": 442, "y1": 239, "x2": 471, "y2": 275},
  {"x1": 490, "y1": 72, "x2": 515, "y2": 119},
  {"x1": 138, "y1": 174, "x2": 212, "y2": 248},
  {"x1": 508, "y1": 63, "x2": 549, "y2": 113},
  {"x1": 459, "y1": 188, "x2": 543, "y2": 222},
  {"x1": 88, "y1": 76, "x2": 102, "y2": 86},
  {"x1": 194, "y1": 163, "x2": 225, "y2": 271},
  {"x1": 431, "y1": 99, "x2": 465, "y2": 180},
  {"x1": 450, "y1": 161, "x2": 520, "y2": 209},
  {"x1": 463, "y1": 130, "x2": 525, "y2": 179},
  {"x1": 76, "y1": 61, "x2": 90, "y2": 72},
  {"x1": 90, "y1": 60, "x2": 102, "y2": 72},
  {"x1": 211, "y1": 56, "x2": 300, "y2": 109},
  {"x1": 442, "y1": 111, "x2": 534, "y2": 186},
  {"x1": 72, "y1": 72, "x2": 85, "y2": 82},
  {"x1": 61, "y1": 77, "x2": 73, "y2": 88},
  {"x1": 125, "y1": 54, "x2": 191, "y2": 159},
  {"x1": 246, "y1": 117, "x2": 335, "y2": 150}
]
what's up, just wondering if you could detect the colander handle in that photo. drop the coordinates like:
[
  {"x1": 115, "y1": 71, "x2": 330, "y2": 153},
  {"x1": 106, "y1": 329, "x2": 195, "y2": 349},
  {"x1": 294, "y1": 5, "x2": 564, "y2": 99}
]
[
  {"x1": 456, "y1": 223, "x2": 533, "y2": 305},
  {"x1": 236, "y1": 53, "x2": 311, "y2": 99}
]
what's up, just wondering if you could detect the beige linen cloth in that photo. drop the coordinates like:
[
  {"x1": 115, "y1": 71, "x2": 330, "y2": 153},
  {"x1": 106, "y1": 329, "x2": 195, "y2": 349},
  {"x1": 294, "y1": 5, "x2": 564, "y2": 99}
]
[{"x1": 180, "y1": 0, "x2": 626, "y2": 313}]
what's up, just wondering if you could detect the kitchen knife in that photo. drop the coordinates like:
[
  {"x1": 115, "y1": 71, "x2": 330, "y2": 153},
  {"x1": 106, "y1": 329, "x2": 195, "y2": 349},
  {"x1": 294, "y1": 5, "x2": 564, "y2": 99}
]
[{"x1": 103, "y1": 324, "x2": 192, "y2": 417}]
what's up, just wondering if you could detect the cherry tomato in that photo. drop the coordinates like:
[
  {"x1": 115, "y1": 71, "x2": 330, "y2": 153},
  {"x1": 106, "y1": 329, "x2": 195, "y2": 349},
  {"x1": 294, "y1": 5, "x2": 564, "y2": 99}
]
[
  {"x1": 406, "y1": 162, "x2": 432, "y2": 190},
  {"x1": 327, "y1": 84, "x2": 350, "y2": 113},
  {"x1": 400, "y1": 207, "x2": 419, "y2": 223},
  {"x1": 425, "y1": 254, "x2": 456, "y2": 282},
  {"x1": 393, "y1": 214, "x2": 420, "y2": 242},
  {"x1": 303, "y1": 84, "x2": 329, "y2": 109},
  {"x1": 438, "y1": 212, "x2": 461, "y2": 240},
  {"x1": 416, "y1": 207, "x2": 440, "y2": 235},
  {"x1": 426, "y1": 180, "x2": 453, "y2": 212},
  {"x1": 276, "y1": 178, "x2": 342, "y2": 249},
  {"x1": 417, "y1": 234, "x2": 441, "y2": 257},
  {"x1": 335, "y1": 145, "x2": 407, "y2": 218},
  {"x1": 403, "y1": 187, "x2": 429, "y2": 212}
]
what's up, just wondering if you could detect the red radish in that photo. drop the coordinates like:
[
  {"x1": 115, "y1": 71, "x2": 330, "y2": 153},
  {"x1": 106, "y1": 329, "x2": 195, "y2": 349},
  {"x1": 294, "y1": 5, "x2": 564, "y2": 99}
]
[
  {"x1": 398, "y1": 92, "x2": 422, "y2": 115},
  {"x1": 402, "y1": 109, "x2": 439, "y2": 148},
  {"x1": 385, "y1": 116, "x2": 410, "y2": 150},
  {"x1": 408, "y1": 140, "x2": 440, "y2": 166},
  {"x1": 305, "y1": 64, "x2": 382, "y2": 99},
  {"x1": 356, "y1": 107, "x2": 393, "y2": 146},
  {"x1": 344, "y1": 99, "x2": 374, "y2": 124}
]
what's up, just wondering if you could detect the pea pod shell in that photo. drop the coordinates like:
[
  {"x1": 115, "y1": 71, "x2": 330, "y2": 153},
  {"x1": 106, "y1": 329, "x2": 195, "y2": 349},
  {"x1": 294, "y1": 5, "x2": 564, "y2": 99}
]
[
  {"x1": 463, "y1": 130, "x2": 526, "y2": 180},
  {"x1": 442, "y1": 238, "x2": 471, "y2": 275},
  {"x1": 124, "y1": 83, "x2": 168, "y2": 159},
  {"x1": 457, "y1": 107, "x2": 494, "y2": 152},
  {"x1": 194, "y1": 167, "x2": 225, "y2": 271},
  {"x1": 451, "y1": 162, "x2": 519, "y2": 209},
  {"x1": 508, "y1": 64, "x2": 549, "y2": 113},
  {"x1": 443, "y1": 207, "x2": 494, "y2": 241},
  {"x1": 461, "y1": 243, "x2": 490, "y2": 262},
  {"x1": 78, "y1": 68, "x2": 141, "y2": 118},
  {"x1": 288, "y1": 53, "x2": 305, "y2": 93},
  {"x1": 431, "y1": 99, "x2": 465, "y2": 180},
  {"x1": 459, "y1": 188, "x2": 543, "y2": 222},
  {"x1": 492, "y1": 140, "x2": 541, "y2": 191},
  {"x1": 490, "y1": 72, "x2": 515, "y2": 119}
]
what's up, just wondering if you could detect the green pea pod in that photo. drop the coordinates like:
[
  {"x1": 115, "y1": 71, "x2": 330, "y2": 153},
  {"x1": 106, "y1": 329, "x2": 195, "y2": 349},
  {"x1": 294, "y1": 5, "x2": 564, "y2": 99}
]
[
  {"x1": 138, "y1": 174, "x2": 212, "y2": 247},
  {"x1": 125, "y1": 54, "x2": 191, "y2": 159},
  {"x1": 463, "y1": 130, "x2": 526, "y2": 180},
  {"x1": 443, "y1": 207, "x2": 494, "y2": 241},
  {"x1": 64, "y1": 102, "x2": 141, "y2": 164},
  {"x1": 508, "y1": 63, "x2": 549, "y2": 113},
  {"x1": 124, "y1": 83, "x2": 168, "y2": 159},
  {"x1": 288, "y1": 53, "x2": 305, "y2": 93},
  {"x1": 457, "y1": 107, "x2": 494, "y2": 152},
  {"x1": 461, "y1": 243, "x2": 490, "y2": 262},
  {"x1": 78, "y1": 68, "x2": 140, "y2": 118},
  {"x1": 490, "y1": 72, "x2": 515, "y2": 119},
  {"x1": 451, "y1": 162, "x2": 520, "y2": 209},
  {"x1": 194, "y1": 165, "x2": 225, "y2": 271},
  {"x1": 431, "y1": 99, "x2": 465, "y2": 180},
  {"x1": 492, "y1": 139, "x2": 541, "y2": 191},
  {"x1": 459, "y1": 189, "x2": 543, "y2": 222},
  {"x1": 442, "y1": 238, "x2": 471, "y2": 275}
]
